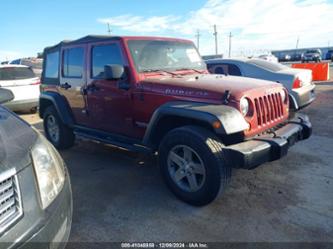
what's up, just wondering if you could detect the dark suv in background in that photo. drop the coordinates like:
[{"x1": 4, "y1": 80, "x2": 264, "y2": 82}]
[
  {"x1": 325, "y1": 49, "x2": 333, "y2": 62},
  {"x1": 0, "y1": 88, "x2": 72, "y2": 248},
  {"x1": 301, "y1": 49, "x2": 322, "y2": 62}
]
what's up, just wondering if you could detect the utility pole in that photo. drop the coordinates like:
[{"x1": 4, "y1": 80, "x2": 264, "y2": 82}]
[
  {"x1": 295, "y1": 36, "x2": 300, "y2": 50},
  {"x1": 228, "y1": 32, "x2": 233, "y2": 58},
  {"x1": 195, "y1": 30, "x2": 200, "y2": 51},
  {"x1": 213, "y1": 24, "x2": 218, "y2": 55},
  {"x1": 107, "y1": 23, "x2": 112, "y2": 35}
]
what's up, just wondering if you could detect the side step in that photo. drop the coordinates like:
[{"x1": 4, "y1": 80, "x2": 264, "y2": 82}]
[{"x1": 74, "y1": 127, "x2": 152, "y2": 154}]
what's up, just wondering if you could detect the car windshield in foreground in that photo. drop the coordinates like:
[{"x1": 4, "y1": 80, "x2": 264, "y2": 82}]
[
  {"x1": 248, "y1": 59, "x2": 288, "y2": 72},
  {"x1": 0, "y1": 67, "x2": 36, "y2": 80},
  {"x1": 127, "y1": 40, "x2": 205, "y2": 73}
]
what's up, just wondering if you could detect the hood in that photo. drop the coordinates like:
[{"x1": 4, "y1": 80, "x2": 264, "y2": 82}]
[
  {"x1": 141, "y1": 74, "x2": 283, "y2": 100},
  {"x1": 0, "y1": 106, "x2": 37, "y2": 173}
]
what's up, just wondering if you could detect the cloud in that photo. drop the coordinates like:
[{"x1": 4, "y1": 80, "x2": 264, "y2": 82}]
[
  {"x1": 98, "y1": 15, "x2": 178, "y2": 33},
  {"x1": 97, "y1": 0, "x2": 333, "y2": 55}
]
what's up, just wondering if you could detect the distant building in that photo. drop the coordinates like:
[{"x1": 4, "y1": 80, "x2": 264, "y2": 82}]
[{"x1": 201, "y1": 54, "x2": 223, "y2": 60}]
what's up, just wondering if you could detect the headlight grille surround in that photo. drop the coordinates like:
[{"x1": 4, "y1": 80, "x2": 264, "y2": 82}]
[{"x1": 240, "y1": 97, "x2": 250, "y2": 116}]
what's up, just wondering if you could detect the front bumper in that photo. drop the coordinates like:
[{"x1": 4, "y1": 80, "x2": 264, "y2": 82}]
[
  {"x1": 3, "y1": 99, "x2": 38, "y2": 112},
  {"x1": 224, "y1": 113, "x2": 312, "y2": 169},
  {"x1": 14, "y1": 170, "x2": 72, "y2": 249}
]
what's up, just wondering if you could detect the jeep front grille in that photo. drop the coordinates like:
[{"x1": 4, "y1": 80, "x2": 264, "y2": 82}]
[
  {"x1": 254, "y1": 93, "x2": 284, "y2": 126},
  {"x1": 0, "y1": 169, "x2": 23, "y2": 234}
]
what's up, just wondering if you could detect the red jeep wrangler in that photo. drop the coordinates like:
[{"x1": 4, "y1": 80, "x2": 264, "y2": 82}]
[{"x1": 39, "y1": 35, "x2": 311, "y2": 206}]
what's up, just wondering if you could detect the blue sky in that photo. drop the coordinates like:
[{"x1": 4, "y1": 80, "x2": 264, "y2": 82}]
[{"x1": 1, "y1": 0, "x2": 333, "y2": 61}]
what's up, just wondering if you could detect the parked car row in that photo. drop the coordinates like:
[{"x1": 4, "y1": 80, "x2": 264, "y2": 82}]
[{"x1": 0, "y1": 34, "x2": 315, "y2": 248}]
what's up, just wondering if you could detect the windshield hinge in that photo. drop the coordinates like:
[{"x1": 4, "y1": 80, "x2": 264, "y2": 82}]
[{"x1": 222, "y1": 90, "x2": 231, "y2": 104}]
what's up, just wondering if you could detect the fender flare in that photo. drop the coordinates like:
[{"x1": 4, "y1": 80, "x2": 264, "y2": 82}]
[
  {"x1": 39, "y1": 92, "x2": 75, "y2": 126},
  {"x1": 142, "y1": 101, "x2": 248, "y2": 147},
  {"x1": 289, "y1": 94, "x2": 298, "y2": 110}
]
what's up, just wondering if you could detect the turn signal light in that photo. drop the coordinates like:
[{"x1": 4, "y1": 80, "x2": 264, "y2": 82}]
[
  {"x1": 31, "y1": 79, "x2": 41, "y2": 85},
  {"x1": 212, "y1": 121, "x2": 222, "y2": 129}
]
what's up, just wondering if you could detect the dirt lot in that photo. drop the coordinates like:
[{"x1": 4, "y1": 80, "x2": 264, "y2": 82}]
[{"x1": 20, "y1": 81, "x2": 333, "y2": 243}]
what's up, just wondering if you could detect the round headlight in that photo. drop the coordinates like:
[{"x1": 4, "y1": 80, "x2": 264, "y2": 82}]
[
  {"x1": 240, "y1": 97, "x2": 249, "y2": 116},
  {"x1": 280, "y1": 89, "x2": 286, "y2": 103}
]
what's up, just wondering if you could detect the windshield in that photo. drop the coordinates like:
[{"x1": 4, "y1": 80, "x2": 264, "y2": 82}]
[
  {"x1": 0, "y1": 67, "x2": 36, "y2": 80},
  {"x1": 248, "y1": 59, "x2": 288, "y2": 72},
  {"x1": 127, "y1": 40, "x2": 205, "y2": 72},
  {"x1": 306, "y1": 50, "x2": 320, "y2": 54}
]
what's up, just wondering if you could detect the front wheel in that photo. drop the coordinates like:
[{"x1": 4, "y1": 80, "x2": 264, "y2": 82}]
[{"x1": 158, "y1": 126, "x2": 231, "y2": 206}]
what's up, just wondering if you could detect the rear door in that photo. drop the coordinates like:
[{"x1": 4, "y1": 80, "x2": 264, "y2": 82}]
[{"x1": 59, "y1": 45, "x2": 90, "y2": 126}]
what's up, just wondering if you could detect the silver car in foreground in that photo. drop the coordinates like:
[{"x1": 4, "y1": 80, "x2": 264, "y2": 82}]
[{"x1": 206, "y1": 58, "x2": 316, "y2": 111}]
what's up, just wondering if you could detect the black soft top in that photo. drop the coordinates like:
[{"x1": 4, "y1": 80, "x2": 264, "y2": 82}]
[{"x1": 44, "y1": 35, "x2": 122, "y2": 52}]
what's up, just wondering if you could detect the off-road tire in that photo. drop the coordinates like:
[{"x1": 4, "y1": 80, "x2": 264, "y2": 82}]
[
  {"x1": 158, "y1": 125, "x2": 231, "y2": 206},
  {"x1": 43, "y1": 105, "x2": 75, "y2": 149}
]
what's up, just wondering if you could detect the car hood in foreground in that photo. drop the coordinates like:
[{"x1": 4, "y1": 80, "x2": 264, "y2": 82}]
[{"x1": 0, "y1": 106, "x2": 37, "y2": 173}]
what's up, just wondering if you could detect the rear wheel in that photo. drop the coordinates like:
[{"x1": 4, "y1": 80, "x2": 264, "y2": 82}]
[
  {"x1": 43, "y1": 106, "x2": 75, "y2": 149},
  {"x1": 158, "y1": 126, "x2": 231, "y2": 206}
]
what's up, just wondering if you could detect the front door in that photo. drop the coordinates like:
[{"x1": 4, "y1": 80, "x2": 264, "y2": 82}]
[
  {"x1": 86, "y1": 41, "x2": 135, "y2": 137},
  {"x1": 59, "y1": 45, "x2": 90, "y2": 126}
]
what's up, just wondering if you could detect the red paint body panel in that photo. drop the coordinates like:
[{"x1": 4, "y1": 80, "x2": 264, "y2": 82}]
[{"x1": 42, "y1": 36, "x2": 289, "y2": 140}]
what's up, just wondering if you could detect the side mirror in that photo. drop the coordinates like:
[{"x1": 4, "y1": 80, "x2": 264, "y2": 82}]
[
  {"x1": 104, "y1": 64, "x2": 125, "y2": 80},
  {"x1": 0, "y1": 88, "x2": 14, "y2": 104}
]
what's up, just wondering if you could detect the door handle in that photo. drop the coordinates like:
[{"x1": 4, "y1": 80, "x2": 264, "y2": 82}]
[
  {"x1": 84, "y1": 83, "x2": 100, "y2": 93},
  {"x1": 60, "y1": 82, "x2": 71, "y2": 89}
]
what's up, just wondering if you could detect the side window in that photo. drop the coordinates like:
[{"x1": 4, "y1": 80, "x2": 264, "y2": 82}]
[
  {"x1": 63, "y1": 47, "x2": 84, "y2": 78},
  {"x1": 214, "y1": 66, "x2": 225, "y2": 74},
  {"x1": 91, "y1": 44, "x2": 123, "y2": 79},
  {"x1": 45, "y1": 51, "x2": 59, "y2": 78},
  {"x1": 207, "y1": 63, "x2": 227, "y2": 74},
  {"x1": 228, "y1": 64, "x2": 242, "y2": 76}
]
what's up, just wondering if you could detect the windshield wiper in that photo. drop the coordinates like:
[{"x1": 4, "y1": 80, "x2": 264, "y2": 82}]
[
  {"x1": 141, "y1": 69, "x2": 178, "y2": 76},
  {"x1": 175, "y1": 68, "x2": 204, "y2": 74}
]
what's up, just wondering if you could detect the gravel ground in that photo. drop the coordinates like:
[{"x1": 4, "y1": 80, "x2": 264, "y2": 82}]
[{"x1": 20, "y1": 77, "x2": 333, "y2": 245}]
